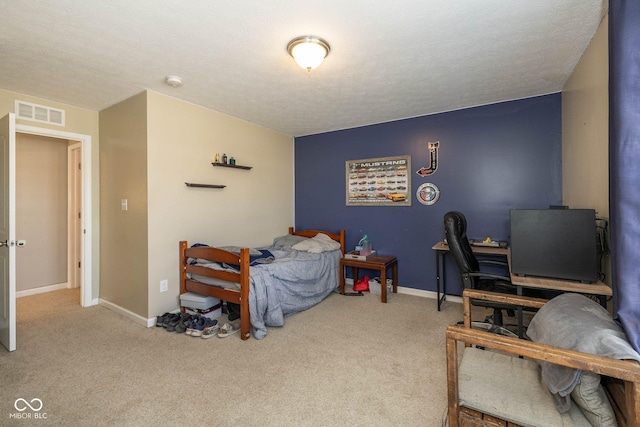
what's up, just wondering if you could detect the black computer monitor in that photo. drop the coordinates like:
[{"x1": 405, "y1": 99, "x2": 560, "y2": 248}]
[{"x1": 510, "y1": 208, "x2": 598, "y2": 283}]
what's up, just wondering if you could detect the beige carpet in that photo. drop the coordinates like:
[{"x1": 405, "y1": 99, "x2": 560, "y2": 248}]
[{"x1": 1, "y1": 288, "x2": 463, "y2": 426}]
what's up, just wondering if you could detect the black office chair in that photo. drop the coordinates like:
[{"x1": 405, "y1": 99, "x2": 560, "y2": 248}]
[{"x1": 443, "y1": 211, "x2": 524, "y2": 334}]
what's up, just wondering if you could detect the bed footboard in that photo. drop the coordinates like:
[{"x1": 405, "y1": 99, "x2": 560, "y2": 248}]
[
  {"x1": 179, "y1": 241, "x2": 251, "y2": 340},
  {"x1": 178, "y1": 228, "x2": 345, "y2": 341}
]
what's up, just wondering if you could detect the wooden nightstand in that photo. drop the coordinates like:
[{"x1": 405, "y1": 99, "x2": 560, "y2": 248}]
[{"x1": 339, "y1": 255, "x2": 398, "y2": 303}]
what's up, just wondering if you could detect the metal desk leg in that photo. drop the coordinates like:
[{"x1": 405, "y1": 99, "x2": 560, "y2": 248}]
[
  {"x1": 436, "y1": 250, "x2": 448, "y2": 311},
  {"x1": 436, "y1": 250, "x2": 442, "y2": 310},
  {"x1": 517, "y1": 285, "x2": 524, "y2": 339},
  {"x1": 442, "y1": 254, "x2": 446, "y2": 303}
]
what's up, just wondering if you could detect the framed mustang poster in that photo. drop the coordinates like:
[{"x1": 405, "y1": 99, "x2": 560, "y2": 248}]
[{"x1": 346, "y1": 155, "x2": 411, "y2": 206}]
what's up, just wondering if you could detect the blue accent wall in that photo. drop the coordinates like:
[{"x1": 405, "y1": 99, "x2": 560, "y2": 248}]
[{"x1": 295, "y1": 94, "x2": 562, "y2": 295}]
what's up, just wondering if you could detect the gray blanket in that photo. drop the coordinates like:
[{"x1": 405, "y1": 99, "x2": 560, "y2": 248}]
[
  {"x1": 247, "y1": 247, "x2": 341, "y2": 339},
  {"x1": 194, "y1": 246, "x2": 341, "y2": 339},
  {"x1": 526, "y1": 293, "x2": 640, "y2": 412}
]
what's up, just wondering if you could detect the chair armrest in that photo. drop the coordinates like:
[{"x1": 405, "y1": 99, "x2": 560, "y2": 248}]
[
  {"x1": 477, "y1": 259, "x2": 509, "y2": 268},
  {"x1": 461, "y1": 288, "x2": 548, "y2": 329},
  {"x1": 446, "y1": 325, "x2": 640, "y2": 427},
  {"x1": 447, "y1": 325, "x2": 640, "y2": 382},
  {"x1": 463, "y1": 288, "x2": 547, "y2": 308},
  {"x1": 465, "y1": 271, "x2": 512, "y2": 282}
]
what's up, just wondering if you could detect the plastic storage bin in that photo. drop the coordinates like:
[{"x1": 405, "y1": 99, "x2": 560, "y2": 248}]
[
  {"x1": 180, "y1": 291, "x2": 220, "y2": 310},
  {"x1": 369, "y1": 277, "x2": 393, "y2": 296}
]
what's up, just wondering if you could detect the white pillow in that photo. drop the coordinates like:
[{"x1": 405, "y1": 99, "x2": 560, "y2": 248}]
[{"x1": 292, "y1": 233, "x2": 340, "y2": 253}]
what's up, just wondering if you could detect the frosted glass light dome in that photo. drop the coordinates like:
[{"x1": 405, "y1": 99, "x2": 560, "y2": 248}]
[{"x1": 287, "y1": 36, "x2": 330, "y2": 71}]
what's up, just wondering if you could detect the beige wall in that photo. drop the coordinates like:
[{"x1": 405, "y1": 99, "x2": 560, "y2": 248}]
[
  {"x1": 98, "y1": 91, "x2": 293, "y2": 318},
  {"x1": 562, "y1": 14, "x2": 609, "y2": 282},
  {"x1": 146, "y1": 91, "x2": 294, "y2": 317},
  {"x1": 16, "y1": 134, "x2": 68, "y2": 291},
  {"x1": 0, "y1": 89, "x2": 100, "y2": 298},
  {"x1": 562, "y1": 15, "x2": 609, "y2": 215},
  {"x1": 99, "y1": 92, "x2": 149, "y2": 316}
]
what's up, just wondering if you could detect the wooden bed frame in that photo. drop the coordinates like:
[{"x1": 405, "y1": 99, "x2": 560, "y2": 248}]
[
  {"x1": 179, "y1": 227, "x2": 346, "y2": 340},
  {"x1": 447, "y1": 289, "x2": 640, "y2": 427}
]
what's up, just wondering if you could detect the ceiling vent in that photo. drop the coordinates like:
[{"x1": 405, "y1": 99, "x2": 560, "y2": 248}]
[{"x1": 15, "y1": 100, "x2": 65, "y2": 126}]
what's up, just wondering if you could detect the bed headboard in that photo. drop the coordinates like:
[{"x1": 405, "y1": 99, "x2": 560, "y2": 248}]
[{"x1": 288, "y1": 227, "x2": 346, "y2": 254}]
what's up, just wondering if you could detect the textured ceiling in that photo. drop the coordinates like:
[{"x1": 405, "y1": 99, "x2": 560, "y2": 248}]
[{"x1": 0, "y1": 1, "x2": 607, "y2": 137}]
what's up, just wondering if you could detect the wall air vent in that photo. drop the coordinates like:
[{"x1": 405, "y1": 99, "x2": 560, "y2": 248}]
[{"x1": 15, "y1": 100, "x2": 65, "y2": 126}]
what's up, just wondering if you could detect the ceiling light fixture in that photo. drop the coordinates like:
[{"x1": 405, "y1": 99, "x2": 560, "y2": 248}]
[
  {"x1": 165, "y1": 75, "x2": 183, "y2": 87},
  {"x1": 287, "y1": 36, "x2": 330, "y2": 72}
]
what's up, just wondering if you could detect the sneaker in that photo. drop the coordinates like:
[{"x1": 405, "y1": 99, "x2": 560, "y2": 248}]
[
  {"x1": 175, "y1": 314, "x2": 194, "y2": 334},
  {"x1": 217, "y1": 322, "x2": 240, "y2": 338},
  {"x1": 201, "y1": 320, "x2": 220, "y2": 339},
  {"x1": 192, "y1": 318, "x2": 219, "y2": 337},
  {"x1": 166, "y1": 313, "x2": 190, "y2": 332},
  {"x1": 185, "y1": 315, "x2": 201, "y2": 336},
  {"x1": 155, "y1": 312, "x2": 171, "y2": 327},
  {"x1": 190, "y1": 317, "x2": 208, "y2": 337},
  {"x1": 163, "y1": 313, "x2": 181, "y2": 330}
]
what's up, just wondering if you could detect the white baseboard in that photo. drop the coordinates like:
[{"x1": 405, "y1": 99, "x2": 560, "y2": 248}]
[
  {"x1": 98, "y1": 281, "x2": 461, "y2": 328},
  {"x1": 99, "y1": 298, "x2": 153, "y2": 328},
  {"x1": 16, "y1": 282, "x2": 69, "y2": 298},
  {"x1": 344, "y1": 278, "x2": 462, "y2": 303}
]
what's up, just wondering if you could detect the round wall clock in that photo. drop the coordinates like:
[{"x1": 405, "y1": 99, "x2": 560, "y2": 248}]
[{"x1": 416, "y1": 182, "x2": 440, "y2": 205}]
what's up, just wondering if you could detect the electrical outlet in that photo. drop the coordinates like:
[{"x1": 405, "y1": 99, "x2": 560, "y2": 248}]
[{"x1": 160, "y1": 279, "x2": 168, "y2": 293}]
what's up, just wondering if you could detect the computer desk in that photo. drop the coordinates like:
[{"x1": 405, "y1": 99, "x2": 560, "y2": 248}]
[
  {"x1": 433, "y1": 241, "x2": 613, "y2": 336},
  {"x1": 433, "y1": 241, "x2": 509, "y2": 311},
  {"x1": 507, "y1": 251, "x2": 612, "y2": 337}
]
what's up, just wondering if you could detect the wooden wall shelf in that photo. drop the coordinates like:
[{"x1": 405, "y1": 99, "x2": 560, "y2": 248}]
[
  {"x1": 211, "y1": 162, "x2": 252, "y2": 170},
  {"x1": 185, "y1": 182, "x2": 226, "y2": 189}
]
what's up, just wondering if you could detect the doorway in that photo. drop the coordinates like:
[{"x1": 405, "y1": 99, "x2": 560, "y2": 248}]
[
  {"x1": 15, "y1": 134, "x2": 81, "y2": 300},
  {"x1": 15, "y1": 124, "x2": 93, "y2": 307}
]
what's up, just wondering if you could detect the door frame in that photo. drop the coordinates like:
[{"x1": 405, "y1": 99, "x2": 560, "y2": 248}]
[
  {"x1": 68, "y1": 142, "x2": 82, "y2": 290},
  {"x1": 15, "y1": 124, "x2": 94, "y2": 307}
]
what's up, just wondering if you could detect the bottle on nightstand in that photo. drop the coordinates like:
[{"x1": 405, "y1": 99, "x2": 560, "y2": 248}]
[{"x1": 359, "y1": 235, "x2": 372, "y2": 256}]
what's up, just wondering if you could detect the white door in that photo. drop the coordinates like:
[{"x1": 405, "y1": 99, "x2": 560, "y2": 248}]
[
  {"x1": 0, "y1": 113, "x2": 16, "y2": 352},
  {"x1": 68, "y1": 142, "x2": 82, "y2": 289}
]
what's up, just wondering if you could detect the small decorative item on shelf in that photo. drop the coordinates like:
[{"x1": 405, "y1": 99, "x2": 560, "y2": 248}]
[
  {"x1": 229, "y1": 156, "x2": 236, "y2": 165},
  {"x1": 215, "y1": 153, "x2": 220, "y2": 163},
  {"x1": 222, "y1": 153, "x2": 228, "y2": 164},
  {"x1": 211, "y1": 161, "x2": 252, "y2": 170}
]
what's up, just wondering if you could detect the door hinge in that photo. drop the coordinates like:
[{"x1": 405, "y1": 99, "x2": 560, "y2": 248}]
[
  {"x1": 78, "y1": 162, "x2": 81, "y2": 170},
  {"x1": 78, "y1": 212, "x2": 81, "y2": 219},
  {"x1": 78, "y1": 261, "x2": 81, "y2": 268}
]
